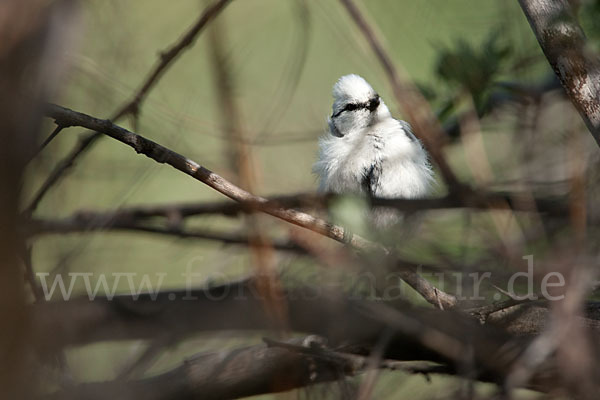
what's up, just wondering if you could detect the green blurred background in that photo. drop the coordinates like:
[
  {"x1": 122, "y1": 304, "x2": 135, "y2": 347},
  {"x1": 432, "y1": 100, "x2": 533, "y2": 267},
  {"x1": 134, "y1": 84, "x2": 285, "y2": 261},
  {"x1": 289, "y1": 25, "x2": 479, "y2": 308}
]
[{"x1": 26, "y1": 0, "x2": 574, "y2": 397}]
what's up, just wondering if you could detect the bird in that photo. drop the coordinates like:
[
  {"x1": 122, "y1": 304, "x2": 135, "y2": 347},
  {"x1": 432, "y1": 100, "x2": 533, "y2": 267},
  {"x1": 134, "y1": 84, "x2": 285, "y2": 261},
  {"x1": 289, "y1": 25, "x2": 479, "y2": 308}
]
[{"x1": 313, "y1": 74, "x2": 434, "y2": 229}]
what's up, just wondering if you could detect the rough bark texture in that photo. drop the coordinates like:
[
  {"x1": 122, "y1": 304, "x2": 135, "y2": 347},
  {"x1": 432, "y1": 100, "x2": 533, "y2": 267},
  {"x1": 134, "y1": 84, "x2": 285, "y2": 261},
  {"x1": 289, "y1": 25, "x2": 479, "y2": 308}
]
[
  {"x1": 46, "y1": 341, "x2": 353, "y2": 400},
  {"x1": 519, "y1": 0, "x2": 600, "y2": 146}
]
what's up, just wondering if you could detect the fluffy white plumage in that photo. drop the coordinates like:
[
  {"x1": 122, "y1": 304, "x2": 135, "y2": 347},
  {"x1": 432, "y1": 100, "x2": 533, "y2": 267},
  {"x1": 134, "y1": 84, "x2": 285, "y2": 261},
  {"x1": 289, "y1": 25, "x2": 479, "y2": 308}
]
[{"x1": 313, "y1": 74, "x2": 434, "y2": 228}]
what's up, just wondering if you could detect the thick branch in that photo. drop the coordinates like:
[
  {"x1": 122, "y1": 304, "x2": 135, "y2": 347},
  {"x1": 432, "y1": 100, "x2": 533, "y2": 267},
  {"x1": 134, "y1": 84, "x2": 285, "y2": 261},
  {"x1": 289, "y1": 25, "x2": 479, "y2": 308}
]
[
  {"x1": 33, "y1": 281, "x2": 511, "y2": 372},
  {"x1": 518, "y1": 0, "x2": 600, "y2": 146},
  {"x1": 46, "y1": 337, "x2": 449, "y2": 400},
  {"x1": 34, "y1": 281, "x2": 596, "y2": 393}
]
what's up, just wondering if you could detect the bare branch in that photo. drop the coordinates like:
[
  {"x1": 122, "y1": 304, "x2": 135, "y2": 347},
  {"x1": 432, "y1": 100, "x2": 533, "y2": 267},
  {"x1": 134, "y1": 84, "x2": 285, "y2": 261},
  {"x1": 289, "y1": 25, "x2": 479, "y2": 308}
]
[
  {"x1": 35, "y1": 280, "x2": 600, "y2": 393},
  {"x1": 44, "y1": 105, "x2": 378, "y2": 249},
  {"x1": 33, "y1": 280, "x2": 508, "y2": 368},
  {"x1": 45, "y1": 103, "x2": 459, "y2": 309},
  {"x1": 27, "y1": 216, "x2": 305, "y2": 253},
  {"x1": 518, "y1": 0, "x2": 600, "y2": 146},
  {"x1": 37, "y1": 125, "x2": 63, "y2": 153},
  {"x1": 46, "y1": 336, "x2": 449, "y2": 400},
  {"x1": 26, "y1": 0, "x2": 232, "y2": 214},
  {"x1": 23, "y1": 190, "x2": 572, "y2": 230}
]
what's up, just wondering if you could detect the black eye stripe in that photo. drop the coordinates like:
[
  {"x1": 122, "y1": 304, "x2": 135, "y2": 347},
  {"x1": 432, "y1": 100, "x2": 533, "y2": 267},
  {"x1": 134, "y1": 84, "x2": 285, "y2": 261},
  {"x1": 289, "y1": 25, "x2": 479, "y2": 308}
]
[{"x1": 332, "y1": 95, "x2": 380, "y2": 118}]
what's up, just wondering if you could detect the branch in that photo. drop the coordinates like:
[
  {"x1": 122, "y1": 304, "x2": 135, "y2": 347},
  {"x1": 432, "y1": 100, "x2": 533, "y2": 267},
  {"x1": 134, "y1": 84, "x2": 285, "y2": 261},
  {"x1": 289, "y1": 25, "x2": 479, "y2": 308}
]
[
  {"x1": 45, "y1": 103, "x2": 457, "y2": 309},
  {"x1": 33, "y1": 281, "x2": 508, "y2": 370},
  {"x1": 518, "y1": 0, "x2": 600, "y2": 147},
  {"x1": 24, "y1": 189, "x2": 568, "y2": 225},
  {"x1": 45, "y1": 340, "x2": 349, "y2": 400},
  {"x1": 34, "y1": 281, "x2": 595, "y2": 393},
  {"x1": 26, "y1": 217, "x2": 305, "y2": 253},
  {"x1": 26, "y1": 0, "x2": 232, "y2": 213},
  {"x1": 46, "y1": 336, "x2": 449, "y2": 400},
  {"x1": 45, "y1": 105, "x2": 372, "y2": 249}
]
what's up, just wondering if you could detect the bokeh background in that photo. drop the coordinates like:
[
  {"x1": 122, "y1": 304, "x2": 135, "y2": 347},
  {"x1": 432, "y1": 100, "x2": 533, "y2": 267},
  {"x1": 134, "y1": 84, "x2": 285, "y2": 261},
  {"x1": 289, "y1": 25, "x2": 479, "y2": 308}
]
[{"x1": 24, "y1": 0, "x2": 600, "y2": 398}]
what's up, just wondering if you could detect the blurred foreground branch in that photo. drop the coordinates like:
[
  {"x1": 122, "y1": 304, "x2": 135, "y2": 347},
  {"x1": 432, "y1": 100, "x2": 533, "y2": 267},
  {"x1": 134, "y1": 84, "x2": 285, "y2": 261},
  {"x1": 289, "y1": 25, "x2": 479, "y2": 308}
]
[
  {"x1": 35, "y1": 280, "x2": 600, "y2": 398},
  {"x1": 26, "y1": 188, "x2": 569, "y2": 225},
  {"x1": 46, "y1": 335, "x2": 447, "y2": 400},
  {"x1": 27, "y1": 216, "x2": 304, "y2": 253}
]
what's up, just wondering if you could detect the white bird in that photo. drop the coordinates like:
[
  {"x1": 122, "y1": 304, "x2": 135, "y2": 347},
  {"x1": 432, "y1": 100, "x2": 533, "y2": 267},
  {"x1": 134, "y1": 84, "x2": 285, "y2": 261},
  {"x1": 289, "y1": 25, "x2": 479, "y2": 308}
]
[{"x1": 313, "y1": 74, "x2": 434, "y2": 228}]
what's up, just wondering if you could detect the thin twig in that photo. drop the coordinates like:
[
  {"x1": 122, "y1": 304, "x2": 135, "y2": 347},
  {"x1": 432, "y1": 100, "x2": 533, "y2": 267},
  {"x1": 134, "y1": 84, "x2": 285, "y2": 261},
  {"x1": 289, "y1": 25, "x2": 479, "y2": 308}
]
[
  {"x1": 23, "y1": 191, "x2": 569, "y2": 226},
  {"x1": 26, "y1": 0, "x2": 232, "y2": 214},
  {"x1": 38, "y1": 125, "x2": 63, "y2": 152},
  {"x1": 27, "y1": 216, "x2": 305, "y2": 253},
  {"x1": 262, "y1": 336, "x2": 450, "y2": 376},
  {"x1": 465, "y1": 298, "x2": 538, "y2": 322}
]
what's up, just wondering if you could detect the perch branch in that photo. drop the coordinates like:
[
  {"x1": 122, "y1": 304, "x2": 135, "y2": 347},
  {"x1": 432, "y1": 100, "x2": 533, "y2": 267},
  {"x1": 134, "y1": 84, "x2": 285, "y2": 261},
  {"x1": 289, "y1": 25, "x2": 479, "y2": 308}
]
[{"x1": 45, "y1": 103, "x2": 457, "y2": 309}]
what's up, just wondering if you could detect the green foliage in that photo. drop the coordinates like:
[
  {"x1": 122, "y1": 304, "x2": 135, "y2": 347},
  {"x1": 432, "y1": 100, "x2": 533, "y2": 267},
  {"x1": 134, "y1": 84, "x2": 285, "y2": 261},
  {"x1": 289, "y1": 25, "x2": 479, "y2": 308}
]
[
  {"x1": 579, "y1": 0, "x2": 600, "y2": 49},
  {"x1": 433, "y1": 30, "x2": 512, "y2": 113}
]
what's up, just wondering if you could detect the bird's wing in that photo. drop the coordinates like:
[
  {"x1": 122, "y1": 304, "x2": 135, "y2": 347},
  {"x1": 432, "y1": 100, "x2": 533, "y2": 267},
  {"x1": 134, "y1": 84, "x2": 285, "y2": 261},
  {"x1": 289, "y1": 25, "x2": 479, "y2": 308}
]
[{"x1": 397, "y1": 119, "x2": 418, "y2": 142}]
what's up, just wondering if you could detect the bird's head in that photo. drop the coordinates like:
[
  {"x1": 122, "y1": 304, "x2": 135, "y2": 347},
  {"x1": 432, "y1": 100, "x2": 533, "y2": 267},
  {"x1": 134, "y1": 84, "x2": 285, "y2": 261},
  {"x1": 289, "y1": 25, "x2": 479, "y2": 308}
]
[{"x1": 329, "y1": 74, "x2": 391, "y2": 137}]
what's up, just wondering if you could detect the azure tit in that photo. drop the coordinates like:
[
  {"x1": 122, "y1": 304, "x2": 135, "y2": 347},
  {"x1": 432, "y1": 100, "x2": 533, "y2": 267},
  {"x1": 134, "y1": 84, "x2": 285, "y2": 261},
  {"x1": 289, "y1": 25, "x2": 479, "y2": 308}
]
[{"x1": 313, "y1": 74, "x2": 433, "y2": 228}]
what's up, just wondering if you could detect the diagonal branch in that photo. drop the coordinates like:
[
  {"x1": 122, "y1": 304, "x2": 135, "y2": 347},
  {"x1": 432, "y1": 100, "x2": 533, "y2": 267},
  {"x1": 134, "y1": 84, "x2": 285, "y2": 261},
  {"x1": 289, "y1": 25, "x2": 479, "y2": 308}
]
[
  {"x1": 45, "y1": 103, "x2": 457, "y2": 309},
  {"x1": 26, "y1": 0, "x2": 232, "y2": 214},
  {"x1": 518, "y1": 0, "x2": 600, "y2": 147}
]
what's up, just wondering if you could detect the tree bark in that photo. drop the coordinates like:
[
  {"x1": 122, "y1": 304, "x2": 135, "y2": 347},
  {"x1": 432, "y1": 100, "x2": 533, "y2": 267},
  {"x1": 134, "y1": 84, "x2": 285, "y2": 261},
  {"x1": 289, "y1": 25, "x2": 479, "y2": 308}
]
[{"x1": 518, "y1": 0, "x2": 600, "y2": 146}]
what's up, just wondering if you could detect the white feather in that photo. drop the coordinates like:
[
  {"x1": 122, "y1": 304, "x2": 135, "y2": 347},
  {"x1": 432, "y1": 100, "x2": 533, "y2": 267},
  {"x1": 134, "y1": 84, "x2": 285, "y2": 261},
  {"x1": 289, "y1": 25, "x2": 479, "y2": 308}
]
[{"x1": 313, "y1": 74, "x2": 434, "y2": 228}]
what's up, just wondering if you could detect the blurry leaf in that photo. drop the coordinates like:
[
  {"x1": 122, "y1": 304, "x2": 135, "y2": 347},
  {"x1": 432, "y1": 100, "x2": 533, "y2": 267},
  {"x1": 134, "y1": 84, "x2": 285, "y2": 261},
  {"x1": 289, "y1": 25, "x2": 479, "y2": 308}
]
[
  {"x1": 579, "y1": 0, "x2": 600, "y2": 50},
  {"x1": 416, "y1": 82, "x2": 437, "y2": 102},
  {"x1": 433, "y1": 30, "x2": 512, "y2": 112}
]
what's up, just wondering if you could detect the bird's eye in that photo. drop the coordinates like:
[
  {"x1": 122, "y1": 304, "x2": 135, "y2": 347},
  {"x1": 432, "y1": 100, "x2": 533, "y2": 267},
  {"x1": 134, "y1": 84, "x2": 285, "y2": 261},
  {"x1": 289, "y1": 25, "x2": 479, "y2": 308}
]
[
  {"x1": 368, "y1": 96, "x2": 380, "y2": 112},
  {"x1": 344, "y1": 103, "x2": 358, "y2": 112}
]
